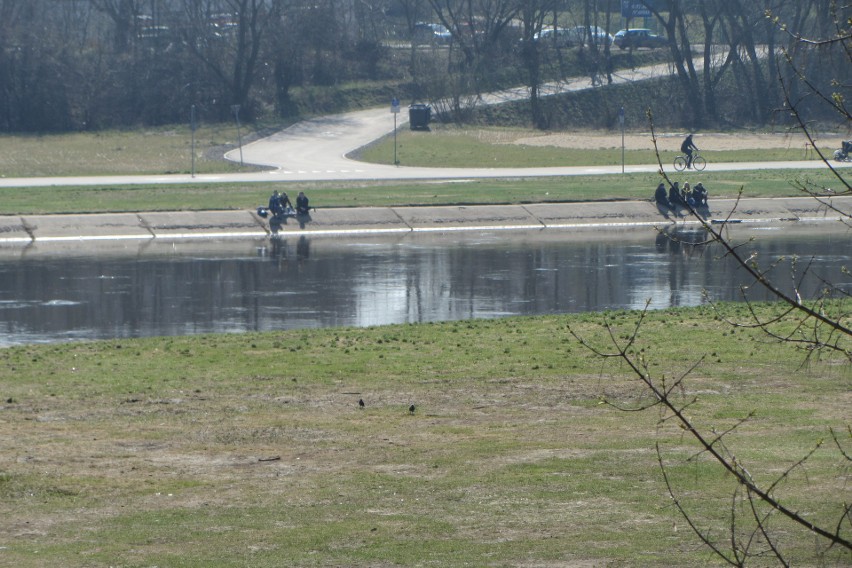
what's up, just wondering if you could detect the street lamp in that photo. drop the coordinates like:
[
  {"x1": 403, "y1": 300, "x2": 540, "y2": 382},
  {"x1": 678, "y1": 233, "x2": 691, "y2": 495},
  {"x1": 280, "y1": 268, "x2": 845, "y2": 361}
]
[
  {"x1": 232, "y1": 104, "x2": 244, "y2": 166},
  {"x1": 191, "y1": 104, "x2": 197, "y2": 178}
]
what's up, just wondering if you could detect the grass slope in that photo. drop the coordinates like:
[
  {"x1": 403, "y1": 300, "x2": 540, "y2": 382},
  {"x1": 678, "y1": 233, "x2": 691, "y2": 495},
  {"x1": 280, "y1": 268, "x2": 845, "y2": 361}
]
[
  {"x1": 0, "y1": 168, "x2": 840, "y2": 216},
  {"x1": 1, "y1": 304, "x2": 849, "y2": 566}
]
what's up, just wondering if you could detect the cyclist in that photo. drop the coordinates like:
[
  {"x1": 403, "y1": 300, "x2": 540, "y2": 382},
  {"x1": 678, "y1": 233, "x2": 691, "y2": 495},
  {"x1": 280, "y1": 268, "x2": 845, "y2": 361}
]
[{"x1": 681, "y1": 134, "x2": 699, "y2": 169}]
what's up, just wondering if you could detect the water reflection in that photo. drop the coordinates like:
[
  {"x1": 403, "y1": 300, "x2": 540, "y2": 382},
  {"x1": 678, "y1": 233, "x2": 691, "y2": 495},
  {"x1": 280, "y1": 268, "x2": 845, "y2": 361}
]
[{"x1": 0, "y1": 225, "x2": 848, "y2": 346}]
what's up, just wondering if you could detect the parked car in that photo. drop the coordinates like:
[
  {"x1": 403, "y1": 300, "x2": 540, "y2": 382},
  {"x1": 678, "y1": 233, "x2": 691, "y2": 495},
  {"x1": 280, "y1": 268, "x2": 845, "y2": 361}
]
[
  {"x1": 534, "y1": 25, "x2": 613, "y2": 48},
  {"x1": 614, "y1": 28, "x2": 667, "y2": 49},
  {"x1": 533, "y1": 27, "x2": 567, "y2": 44},
  {"x1": 566, "y1": 25, "x2": 614, "y2": 47},
  {"x1": 413, "y1": 22, "x2": 452, "y2": 45}
]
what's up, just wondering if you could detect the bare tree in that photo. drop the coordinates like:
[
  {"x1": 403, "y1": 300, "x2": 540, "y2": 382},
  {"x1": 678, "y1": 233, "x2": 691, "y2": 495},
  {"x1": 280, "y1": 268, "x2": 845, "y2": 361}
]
[
  {"x1": 425, "y1": 0, "x2": 520, "y2": 121},
  {"x1": 0, "y1": 1, "x2": 80, "y2": 130},
  {"x1": 179, "y1": 0, "x2": 280, "y2": 118},
  {"x1": 90, "y1": 0, "x2": 146, "y2": 52},
  {"x1": 641, "y1": 0, "x2": 713, "y2": 127},
  {"x1": 517, "y1": 0, "x2": 559, "y2": 127}
]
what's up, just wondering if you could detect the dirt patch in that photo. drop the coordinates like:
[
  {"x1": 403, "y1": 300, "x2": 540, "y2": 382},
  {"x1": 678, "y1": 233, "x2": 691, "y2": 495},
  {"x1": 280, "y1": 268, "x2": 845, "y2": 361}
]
[{"x1": 506, "y1": 129, "x2": 848, "y2": 152}]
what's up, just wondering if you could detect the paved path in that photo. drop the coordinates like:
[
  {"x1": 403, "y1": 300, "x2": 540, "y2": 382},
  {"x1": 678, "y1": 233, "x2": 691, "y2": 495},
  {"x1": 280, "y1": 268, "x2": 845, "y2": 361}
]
[
  {"x1": 0, "y1": 159, "x2": 847, "y2": 188},
  {"x1": 1, "y1": 59, "x2": 849, "y2": 189}
]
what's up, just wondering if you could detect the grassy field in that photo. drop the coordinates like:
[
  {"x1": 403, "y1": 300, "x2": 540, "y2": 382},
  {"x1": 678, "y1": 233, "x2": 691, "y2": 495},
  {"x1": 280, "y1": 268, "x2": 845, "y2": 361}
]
[
  {"x1": 0, "y1": 123, "x2": 265, "y2": 178},
  {"x1": 1, "y1": 303, "x2": 849, "y2": 566},
  {"x1": 355, "y1": 126, "x2": 831, "y2": 168},
  {"x1": 0, "y1": 169, "x2": 840, "y2": 216}
]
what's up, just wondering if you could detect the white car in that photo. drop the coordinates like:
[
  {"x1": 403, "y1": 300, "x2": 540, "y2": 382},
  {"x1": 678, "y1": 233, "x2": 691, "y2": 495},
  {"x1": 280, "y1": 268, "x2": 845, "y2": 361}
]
[
  {"x1": 568, "y1": 26, "x2": 614, "y2": 47},
  {"x1": 413, "y1": 22, "x2": 452, "y2": 45},
  {"x1": 534, "y1": 25, "x2": 613, "y2": 48}
]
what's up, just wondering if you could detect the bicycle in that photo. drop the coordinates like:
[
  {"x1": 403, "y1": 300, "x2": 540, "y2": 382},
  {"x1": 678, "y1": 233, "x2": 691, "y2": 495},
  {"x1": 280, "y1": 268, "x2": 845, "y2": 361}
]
[{"x1": 674, "y1": 153, "x2": 706, "y2": 172}]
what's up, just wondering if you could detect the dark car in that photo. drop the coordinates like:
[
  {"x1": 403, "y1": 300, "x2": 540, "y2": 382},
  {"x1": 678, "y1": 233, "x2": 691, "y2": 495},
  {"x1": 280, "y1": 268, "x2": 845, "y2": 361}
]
[{"x1": 614, "y1": 28, "x2": 667, "y2": 49}]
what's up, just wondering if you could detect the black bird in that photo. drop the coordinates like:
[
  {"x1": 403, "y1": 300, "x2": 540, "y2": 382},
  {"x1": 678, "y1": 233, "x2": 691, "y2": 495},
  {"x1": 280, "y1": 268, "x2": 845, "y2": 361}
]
[
  {"x1": 409, "y1": 404, "x2": 416, "y2": 414},
  {"x1": 358, "y1": 398, "x2": 365, "y2": 408}
]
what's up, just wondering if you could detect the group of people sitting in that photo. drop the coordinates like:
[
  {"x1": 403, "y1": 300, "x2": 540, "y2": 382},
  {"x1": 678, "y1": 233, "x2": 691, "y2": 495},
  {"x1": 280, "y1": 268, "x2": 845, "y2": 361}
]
[
  {"x1": 655, "y1": 181, "x2": 708, "y2": 210},
  {"x1": 268, "y1": 190, "x2": 310, "y2": 218}
]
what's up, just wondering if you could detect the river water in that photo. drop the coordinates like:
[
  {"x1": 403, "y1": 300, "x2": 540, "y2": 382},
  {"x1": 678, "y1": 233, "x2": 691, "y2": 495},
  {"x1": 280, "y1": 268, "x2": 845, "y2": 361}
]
[{"x1": 0, "y1": 224, "x2": 849, "y2": 347}]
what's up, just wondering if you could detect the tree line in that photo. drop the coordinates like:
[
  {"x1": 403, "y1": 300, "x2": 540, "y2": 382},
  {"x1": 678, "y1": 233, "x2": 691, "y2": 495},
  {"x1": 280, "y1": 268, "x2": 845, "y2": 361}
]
[{"x1": 0, "y1": 0, "x2": 846, "y2": 132}]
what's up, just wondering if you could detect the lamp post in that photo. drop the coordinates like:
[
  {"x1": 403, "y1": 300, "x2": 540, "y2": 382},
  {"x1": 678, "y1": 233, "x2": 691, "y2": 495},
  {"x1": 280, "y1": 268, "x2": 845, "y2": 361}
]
[
  {"x1": 619, "y1": 106, "x2": 625, "y2": 174},
  {"x1": 232, "y1": 104, "x2": 244, "y2": 166},
  {"x1": 391, "y1": 97, "x2": 400, "y2": 165},
  {"x1": 191, "y1": 104, "x2": 197, "y2": 178}
]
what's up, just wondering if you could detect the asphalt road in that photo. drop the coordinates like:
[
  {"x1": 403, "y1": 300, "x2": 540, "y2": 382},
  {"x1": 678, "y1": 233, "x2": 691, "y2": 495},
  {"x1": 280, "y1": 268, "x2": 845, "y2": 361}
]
[{"x1": 0, "y1": 60, "x2": 848, "y2": 188}]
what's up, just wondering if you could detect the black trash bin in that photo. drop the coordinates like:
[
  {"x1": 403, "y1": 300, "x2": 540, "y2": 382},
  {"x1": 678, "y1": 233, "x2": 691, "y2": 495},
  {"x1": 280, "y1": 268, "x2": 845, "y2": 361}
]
[{"x1": 408, "y1": 103, "x2": 431, "y2": 131}]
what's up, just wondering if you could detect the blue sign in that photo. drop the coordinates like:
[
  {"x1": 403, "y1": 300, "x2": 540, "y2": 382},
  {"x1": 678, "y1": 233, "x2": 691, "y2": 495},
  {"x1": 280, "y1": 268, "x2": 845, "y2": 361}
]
[
  {"x1": 621, "y1": 1, "x2": 651, "y2": 18},
  {"x1": 391, "y1": 97, "x2": 400, "y2": 114}
]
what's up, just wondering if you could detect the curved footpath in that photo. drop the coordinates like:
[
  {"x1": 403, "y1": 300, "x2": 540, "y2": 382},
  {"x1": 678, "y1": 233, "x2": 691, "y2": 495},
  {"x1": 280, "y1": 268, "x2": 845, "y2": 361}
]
[{"x1": 0, "y1": 195, "x2": 849, "y2": 246}]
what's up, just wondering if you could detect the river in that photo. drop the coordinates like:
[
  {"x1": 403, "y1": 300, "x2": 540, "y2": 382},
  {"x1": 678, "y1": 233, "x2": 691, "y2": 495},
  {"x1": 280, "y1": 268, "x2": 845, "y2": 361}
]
[{"x1": 0, "y1": 224, "x2": 848, "y2": 347}]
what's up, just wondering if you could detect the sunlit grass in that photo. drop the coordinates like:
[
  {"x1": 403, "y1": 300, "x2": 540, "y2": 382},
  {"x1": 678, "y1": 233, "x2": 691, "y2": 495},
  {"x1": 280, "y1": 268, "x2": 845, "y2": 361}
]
[{"x1": 0, "y1": 303, "x2": 849, "y2": 566}]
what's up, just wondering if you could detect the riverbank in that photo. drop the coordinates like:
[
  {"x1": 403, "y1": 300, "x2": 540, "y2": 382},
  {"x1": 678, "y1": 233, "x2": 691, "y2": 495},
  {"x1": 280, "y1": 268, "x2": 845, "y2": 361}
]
[{"x1": 0, "y1": 195, "x2": 850, "y2": 245}]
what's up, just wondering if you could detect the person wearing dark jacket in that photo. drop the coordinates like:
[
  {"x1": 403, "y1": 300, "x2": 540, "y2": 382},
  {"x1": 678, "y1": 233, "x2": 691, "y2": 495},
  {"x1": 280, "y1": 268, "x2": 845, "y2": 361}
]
[
  {"x1": 693, "y1": 182, "x2": 708, "y2": 206},
  {"x1": 654, "y1": 182, "x2": 669, "y2": 208},
  {"x1": 668, "y1": 182, "x2": 684, "y2": 208},
  {"x1": 268, "y1": 190, "x2": 294, "y2": 218},
  {"x1": 296, "y1": 191, "x2": 310, "y2": 215},
  {"x1": 268, "y1": 190, "x2": 284, "y2": 216}
]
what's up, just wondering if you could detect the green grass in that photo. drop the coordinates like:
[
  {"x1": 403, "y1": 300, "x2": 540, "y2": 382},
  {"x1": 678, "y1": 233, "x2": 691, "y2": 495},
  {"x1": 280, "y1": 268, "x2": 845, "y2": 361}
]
[
  {"x1": 0, "y1": 168, "x2": 839, "y2": 216},
  {"x1": 356, "y1": 125, "x2": 833, "y2": 167},
  {"x1": 0, "y1": 303, "x2": 849, "y2": 566}
]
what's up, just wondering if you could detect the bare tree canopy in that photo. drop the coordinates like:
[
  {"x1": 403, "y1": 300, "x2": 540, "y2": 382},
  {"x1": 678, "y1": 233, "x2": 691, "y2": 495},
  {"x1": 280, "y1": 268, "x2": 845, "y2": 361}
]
[{"x1": 0, "y1": 0, "x2": 847, "y2": 130}]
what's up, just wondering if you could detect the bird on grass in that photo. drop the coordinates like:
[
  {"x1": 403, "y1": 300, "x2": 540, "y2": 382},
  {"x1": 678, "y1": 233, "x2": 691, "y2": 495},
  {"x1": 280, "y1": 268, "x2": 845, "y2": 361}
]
[
  {"x1": 358, "y1": 398, "x2": 365, "y2": 408},
  {"x1": 408, "y1": 404, "x2": 416, "y2": 414}
]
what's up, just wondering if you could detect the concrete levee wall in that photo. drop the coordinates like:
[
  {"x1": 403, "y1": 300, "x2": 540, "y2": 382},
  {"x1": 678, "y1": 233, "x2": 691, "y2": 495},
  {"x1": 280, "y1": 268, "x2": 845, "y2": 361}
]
[{"x1": 0, "y1": 196, "x2": 849, "y2": 246}]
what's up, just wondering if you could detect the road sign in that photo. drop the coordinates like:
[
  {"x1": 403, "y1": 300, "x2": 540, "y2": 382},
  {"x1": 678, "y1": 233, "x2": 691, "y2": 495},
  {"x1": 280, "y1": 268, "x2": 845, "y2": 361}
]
[
  {"x1": 391, "y1": 97, "x2": 400, "y2": 114},
  {"x1": 621, "y1": 1, "x2": 651, "y2": 18}
]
